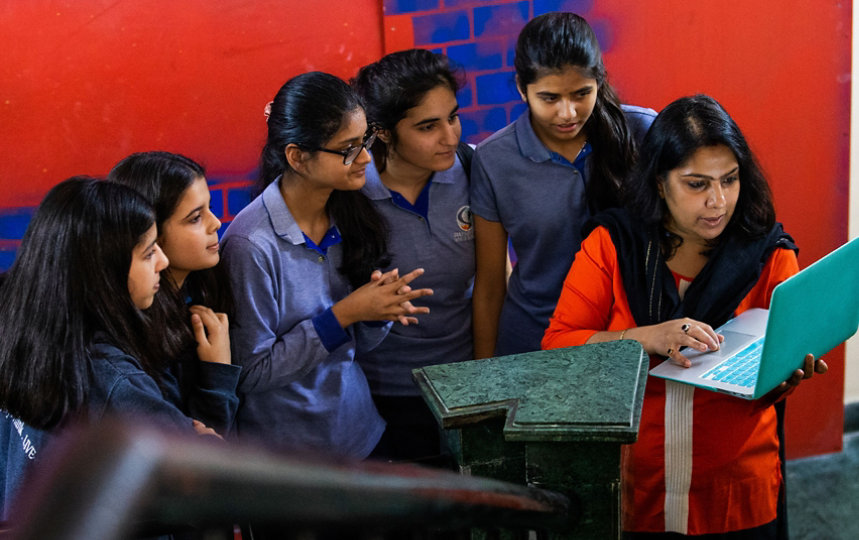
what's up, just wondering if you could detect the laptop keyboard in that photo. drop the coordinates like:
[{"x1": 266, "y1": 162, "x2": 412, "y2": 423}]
[{"x1": 701, "y1": 338, "x2": 764, "y2": 388}]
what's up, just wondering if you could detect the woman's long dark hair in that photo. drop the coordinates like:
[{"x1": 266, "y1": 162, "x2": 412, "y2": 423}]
[
  {"x1": 352, "y1": 48, "x2": 463, "y2": 172},
  {"x1": 515, "y1": 11, "x2": 636, "y2": 211},
  {"x1": 258, "y1": 71, "x2": 389, "y2": 288},
  {"x1": 624, "y1": 94, "x2": 776, "y2": 257},
  {"x1": 108, "y1": 151, "x2": 235, "y2": 366},
  {"x1": 0, "y1": 178, "x2": 157, "y2": 429}
]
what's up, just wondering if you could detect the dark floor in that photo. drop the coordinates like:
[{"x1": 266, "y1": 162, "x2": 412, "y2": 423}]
[{"x1": 786, "y1": 418, "x2": 859, "y2": 539}]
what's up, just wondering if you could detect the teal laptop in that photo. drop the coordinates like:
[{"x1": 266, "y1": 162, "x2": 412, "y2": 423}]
[{"x1": 650, "y1": 237, "x2": 859, "y2": 399}]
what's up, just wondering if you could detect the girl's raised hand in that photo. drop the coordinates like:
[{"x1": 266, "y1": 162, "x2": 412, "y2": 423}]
[
  {"x1": 333, "y1": 268, "x2": 433, "y2": 328},
  {"x1": 189, "y1": 305, "x2": 231, "y2": 365}
]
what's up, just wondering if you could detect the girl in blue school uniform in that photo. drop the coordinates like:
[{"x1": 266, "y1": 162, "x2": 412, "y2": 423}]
[
  {"x1": 221, "y1": 72, "x2": 433, "y2": 460},
  {"x1": 471, "y1": 12, "x2": 656, "y2": 358},
  {"x1": 0, "y1": 178, "x2": 233, "y2": 521},
  {"x1": 108, "y1": 151, "x2": 241, "y2": 434},
  {"x1": 352, "y1": 49, "x2": 474, "y2": 462}
]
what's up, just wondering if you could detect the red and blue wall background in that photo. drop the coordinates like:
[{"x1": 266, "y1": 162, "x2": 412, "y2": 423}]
[{"x1": 0, "y1": 0, "x2": 851, "y2": 458}]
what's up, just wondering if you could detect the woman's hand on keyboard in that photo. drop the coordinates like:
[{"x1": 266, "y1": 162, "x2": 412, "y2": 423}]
[{"x1": 626, "y1": 318, "x2": 723, "y2": 368}]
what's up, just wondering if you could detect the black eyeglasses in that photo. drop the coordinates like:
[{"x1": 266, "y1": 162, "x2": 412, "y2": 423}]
[{"x1": 314, "y1": 128, "x2": 379, "y2": 166}]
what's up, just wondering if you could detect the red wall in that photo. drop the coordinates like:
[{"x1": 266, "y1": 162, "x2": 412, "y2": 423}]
[
  {"x1": 0, "y1": 1, "x2": 851, "y2": 459},
  {"x1": 592, "y1": 1, "x2": 851, "y2": 458},
  {"x1": 0, "y1": 0, "x2": 385, "y2": 206}
]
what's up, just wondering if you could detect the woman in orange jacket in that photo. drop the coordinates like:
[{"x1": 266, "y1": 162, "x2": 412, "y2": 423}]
[{"x1": 543, "y1": 95, "x2": 827, "y2": 538}]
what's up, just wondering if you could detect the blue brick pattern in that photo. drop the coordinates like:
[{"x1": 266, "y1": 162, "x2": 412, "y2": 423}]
[
  {"x1": 0, "y1": 209, "x2": 34, "y2": 272},
  {"x1": 384, "y1": 0, "x2": 440, "y2": 14},
  {"x1": 470, "y1": 106, "x2": 509, "y2": 133},
  {"x1": 533, "y1": 0, "x2": 591, "y2": 16},
  {"x1": 511, "y1": 102, "x2": 528, "y2": 121},
  {"x1": 0, "y1": 249, "x2": 16, "y2": 273},
  {"x1": 413, "y1": 11, "x2": 471, "y2": 45},
  {"x1": 447, "y1": 40, "x2": 506, "y2": 72},
  {"x1": 476, "y1": 71, "x2": 519, "y2": 105},
  {"x1": 459, "y1": 116, "x2": 480, "y2": 141},
  {"x1": 443, "y1": 0, "x2": 499, "y2": 7},
  {"x1": 473, "y1": 2, "x2": 529, "y2": 38},
  {"x1": 0, "y1": 1, "x2": 606, "y2": 272},
  {"x1": 209, "y1": 189, "x2": 225, "y2": 219},
  {"x1": 385, "y1": 0, "x2": 598, "y2": 144},
  {"x1": 0, "y1": 209, "x2": 34, "y2": 240},
  {"x1": 455, "y1": 86, "x2": 473, "y2": 108},
  {"x1": 228, "y1": 188, "x2": 253, "y2": 217}
]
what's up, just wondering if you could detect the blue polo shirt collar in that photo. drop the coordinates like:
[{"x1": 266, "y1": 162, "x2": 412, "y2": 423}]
[
  {"x1": 514, "y1": 113, "x2": 592, "y2": 173},
  {"x1": 262, "y1": 177, "x2": 339, "y2": 246},
  {"x1": 362, "y1": 155, "x2": 461, "y2": 202},
  {"x1": 514, "y1": 112, "x2": 555, "y2": 163}
]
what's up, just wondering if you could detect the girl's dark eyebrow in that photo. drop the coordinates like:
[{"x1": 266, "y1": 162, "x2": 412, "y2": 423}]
[
  {"x1": 681, "y1": 166, "x2": 740, "y2": 180},
  {"x1": 413, "y1": 104, "x2": 460, "y2": 128},
  {"x1": 330, "y1": 131, "x2": 366, "y2": 147},
  {"x1": 182, "y1": 205, "x2": 205, "y2": 220}
]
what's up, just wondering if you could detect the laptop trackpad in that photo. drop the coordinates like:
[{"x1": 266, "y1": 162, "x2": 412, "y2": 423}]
[
  {"x1": 698, "y1": 330, "x2": 759, "y2": 359},
  {"x1": 683, "y1": 330, "x2": 760, "y2": 360}
]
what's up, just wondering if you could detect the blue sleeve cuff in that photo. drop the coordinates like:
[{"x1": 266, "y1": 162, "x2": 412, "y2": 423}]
[{"x1": 312, "y1": 307, "x2": 350, "y2": 352}]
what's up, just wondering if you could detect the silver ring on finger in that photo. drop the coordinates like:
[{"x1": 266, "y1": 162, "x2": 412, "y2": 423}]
[{"x1": 681, "y1": 323, "x2": 691, "y2": 334}]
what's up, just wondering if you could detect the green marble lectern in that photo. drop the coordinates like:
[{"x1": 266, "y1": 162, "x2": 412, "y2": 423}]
[{"x1": 413, "y1": 340, "x2": 648, "y2": 539}]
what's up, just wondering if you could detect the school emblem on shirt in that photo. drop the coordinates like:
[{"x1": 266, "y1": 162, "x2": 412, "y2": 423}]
[
  {"x1": 454, "y1": 205, "x2": 473, "y2": 242},
  {"x1": 456, "y1": 205, "x2": 472, "y2": 231}
]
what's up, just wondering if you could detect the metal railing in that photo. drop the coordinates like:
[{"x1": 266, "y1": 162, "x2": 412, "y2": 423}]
[{"x1": 7, "y1": 421, "x2": 574, "y2": 539}]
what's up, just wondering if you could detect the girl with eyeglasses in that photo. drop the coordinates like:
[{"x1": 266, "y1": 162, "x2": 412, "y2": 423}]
[
  {"x1": 351, "y1": 49, "x2": 474, "y2": 463},
  {"x1": 471, "y1": 12, "x2": 656, "y2": 358},
  {"x1": 221, "y1": 71, "x2": 433, "y2": 459}
]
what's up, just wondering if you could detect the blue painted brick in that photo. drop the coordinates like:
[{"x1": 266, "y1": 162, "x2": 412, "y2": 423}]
[
  {"x1": 476, "y1": 71, "x2": 519, "y2": 105},
  {"x1": 0, "y1": 209, "x2": 34, "y2": 240},
  {"x1": 384, "y1": 0, "x2": 440, "y2": 14},
  {"x1": 472, "y1": 106, "x2": 508, "y2": 132},
  {"x1": 0, "y1": 249, "x2": 16, "y2": 273},
  {"x1": 209, "y1": 189, "x2": 224, "y2": 219},
  {"x1": 474, "y1": 2, "x2": 529, "y2": 39},
  {"x1": 533, "y1": 0, "x2": 592, "y2": 16},
  {"x1": 459, "y1": 114, "x2": 480, "y2": 142},
  {"x1": 511, "y1": 102, "x2": 528, "y2": 121},
  {"x1": 443, "y1": 0, "x2": 496, "y2": 7},
  {"x1": 413, "y1": 11, "x2": 470, "y2": 45},
  {"x1": 456, "y1": 85, "x2": 473, "y2": 108},
  {"x1": 228, "y1": 188, "x2": 253, "y2": 217},
  {"x1": 447, "y1": 40, "x2": 505, "y2": 72}
]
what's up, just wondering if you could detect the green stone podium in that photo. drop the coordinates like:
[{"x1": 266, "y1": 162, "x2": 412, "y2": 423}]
[{"x1": 413, "y1": 340, "x2": 648, "y2": 539}]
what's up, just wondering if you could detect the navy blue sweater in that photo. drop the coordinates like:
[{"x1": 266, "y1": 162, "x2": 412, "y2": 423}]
[{"x1": 1, "y1": 339, "x2": 240, "y2": 520}]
